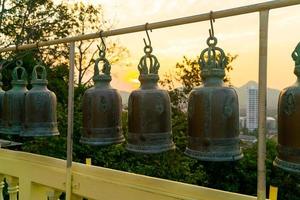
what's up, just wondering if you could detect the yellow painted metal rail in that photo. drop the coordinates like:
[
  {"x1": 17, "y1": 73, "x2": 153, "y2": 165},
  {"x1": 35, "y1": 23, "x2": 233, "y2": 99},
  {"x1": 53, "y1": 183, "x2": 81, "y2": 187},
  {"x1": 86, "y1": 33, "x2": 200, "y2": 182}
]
[{"x1": 0, "y1": 148, "x2": 256, "y2": 200}]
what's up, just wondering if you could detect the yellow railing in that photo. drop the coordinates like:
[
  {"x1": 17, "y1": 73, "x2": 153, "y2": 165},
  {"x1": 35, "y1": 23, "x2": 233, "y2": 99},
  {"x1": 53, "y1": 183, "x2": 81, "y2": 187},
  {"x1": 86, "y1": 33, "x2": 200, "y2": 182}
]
[{"x1": 0, "y1": 148, "x2": 256, "y2": 200}]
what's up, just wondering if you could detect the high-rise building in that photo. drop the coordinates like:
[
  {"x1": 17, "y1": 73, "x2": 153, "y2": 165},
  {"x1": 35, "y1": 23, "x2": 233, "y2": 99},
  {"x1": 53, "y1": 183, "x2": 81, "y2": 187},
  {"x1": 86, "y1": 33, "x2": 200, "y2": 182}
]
[{"x1": 246, "y1": 86, "x2": 258, "y2": 131}]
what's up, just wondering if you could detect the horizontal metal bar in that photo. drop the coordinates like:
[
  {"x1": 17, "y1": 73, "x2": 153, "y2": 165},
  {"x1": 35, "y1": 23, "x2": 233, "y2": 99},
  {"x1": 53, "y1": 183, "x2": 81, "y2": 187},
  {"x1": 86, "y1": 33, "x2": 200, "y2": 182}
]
[{"x1": 0, "y1": 0, "x2": 299, "y2": 53}]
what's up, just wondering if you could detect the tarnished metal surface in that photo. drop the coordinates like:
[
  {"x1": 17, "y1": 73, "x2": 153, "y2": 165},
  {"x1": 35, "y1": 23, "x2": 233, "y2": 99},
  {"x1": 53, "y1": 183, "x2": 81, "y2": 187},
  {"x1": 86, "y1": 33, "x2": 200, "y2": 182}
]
[
  {"x1": 23, "y1": 64, "x2": 59, "y2": 137},
  {"x1": 0, "y1": 72, "x2": 5, "y2": 133},
  {"x1": 2, "y1": 62, "x2": 28, "y2": 135},
  {"x1": 274, "y1": 42, "x2": 300, "y2": 173},
  {"x1": 81, "y1": 45, "x2": 124, "y2": 145},
  {"x1": 126, "y1": 38, "x2": 175, "y2": 153},
  {"x1": 185, "y1": 36, "x2": 243, "y2": 161}
]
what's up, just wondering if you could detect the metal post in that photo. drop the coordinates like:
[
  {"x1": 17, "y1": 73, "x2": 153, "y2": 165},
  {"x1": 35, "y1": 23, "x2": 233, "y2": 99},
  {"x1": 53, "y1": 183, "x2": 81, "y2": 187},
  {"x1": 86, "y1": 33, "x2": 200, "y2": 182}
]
[
  {"x1": 257, "y1": 10, "x2": 269, "y2": 200},
  {"x1": 66, "y1": 42, "x2": 75, "y2": 200}
]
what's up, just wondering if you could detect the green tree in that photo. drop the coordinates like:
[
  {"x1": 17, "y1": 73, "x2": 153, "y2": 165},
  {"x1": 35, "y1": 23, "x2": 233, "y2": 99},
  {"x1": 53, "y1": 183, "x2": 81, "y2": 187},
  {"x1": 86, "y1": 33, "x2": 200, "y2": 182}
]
[
  {"x1": 66, "y1": 2, "x2": 130, "y2": 87},
  {"x1": 0, "y1": 0, "x2": 73, "y2": 64}
]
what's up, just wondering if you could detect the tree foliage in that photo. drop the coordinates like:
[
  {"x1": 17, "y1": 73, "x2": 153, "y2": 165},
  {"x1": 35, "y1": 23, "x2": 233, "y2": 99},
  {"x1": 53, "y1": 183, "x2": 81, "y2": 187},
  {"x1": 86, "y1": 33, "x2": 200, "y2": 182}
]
[{"x1": 0, "y1": 0, "x2": 129, "y2": 87}]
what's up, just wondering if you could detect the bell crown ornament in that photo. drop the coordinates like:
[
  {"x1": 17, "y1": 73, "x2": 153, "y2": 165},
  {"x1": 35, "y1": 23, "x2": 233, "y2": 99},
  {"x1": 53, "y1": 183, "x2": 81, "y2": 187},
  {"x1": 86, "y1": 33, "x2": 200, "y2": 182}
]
[
  {"x1": 199, "y1": 36, "x2": 228, "y2": 82},
  {"x1": 12, "y1": 61, "x2": 27, "y2": 85},
  {"x1": 137, "y1": 31, "x2": 160, "y2": 89},
  {"x1": 93, "y1": 41, "x2": 112, "y2": 84},
  {"x1": 31, "y1": 62, "x2": 48, "y2": 85},
  {"x1": 138, "y1": 45, "x2": 160, "y2": 75}
]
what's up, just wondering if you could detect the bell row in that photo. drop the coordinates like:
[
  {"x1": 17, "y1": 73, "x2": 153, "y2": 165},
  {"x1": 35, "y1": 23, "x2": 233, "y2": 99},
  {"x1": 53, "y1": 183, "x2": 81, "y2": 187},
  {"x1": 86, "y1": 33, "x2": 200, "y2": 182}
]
[
  {"x1": 0, "y1": 63, "x2": 59, "y2": 137},
  {"x1": 80, "y1": 33, "x2": 243, "y2": 162},
  {"x1": 0, "y1": 34, "x2": 299, "y2": 173}
]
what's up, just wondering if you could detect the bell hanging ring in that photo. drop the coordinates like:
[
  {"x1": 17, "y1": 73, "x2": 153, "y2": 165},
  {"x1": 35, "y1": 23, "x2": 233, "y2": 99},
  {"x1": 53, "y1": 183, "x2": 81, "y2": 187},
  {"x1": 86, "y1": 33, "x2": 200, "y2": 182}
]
[
  {"x1": 185, "y1": 34, "x2": 243, "y2": 161},
  {"x1": 126, "y1": 30, "x2": 175, "y2": 153},
  {"x1": 274, "y1": 42, "x2": 300, "y2": 173},
  {"x1": 2, "y1": 62, "x2": 28, "y2": 135},
  {"x1": 22, "y1": 64, "x2": 59, "y2": 136},
  {"x1": 81, "y1": 44, "x2": 124, "y2": 145}
]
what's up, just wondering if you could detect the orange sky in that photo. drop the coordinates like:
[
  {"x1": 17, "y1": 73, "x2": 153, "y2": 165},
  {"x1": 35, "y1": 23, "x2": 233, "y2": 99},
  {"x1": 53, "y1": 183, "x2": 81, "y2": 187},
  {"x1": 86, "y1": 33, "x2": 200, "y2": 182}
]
[{"x1": 70, "y1": 0, "x2": 300, "y2": 91}]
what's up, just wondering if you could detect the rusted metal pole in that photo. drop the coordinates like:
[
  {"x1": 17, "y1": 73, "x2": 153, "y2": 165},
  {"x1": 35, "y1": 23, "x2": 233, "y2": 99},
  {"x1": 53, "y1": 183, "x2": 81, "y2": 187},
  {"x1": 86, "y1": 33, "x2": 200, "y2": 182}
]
[
  {"x1": 66, "y1": 42, "x2": 75, "y2": 200},
  {"x1": 257, "y1": 10, "x2": 269, "y2": 200},
  {"x1": 0, "y1": 0, "x2": 299, "y2": 53}
]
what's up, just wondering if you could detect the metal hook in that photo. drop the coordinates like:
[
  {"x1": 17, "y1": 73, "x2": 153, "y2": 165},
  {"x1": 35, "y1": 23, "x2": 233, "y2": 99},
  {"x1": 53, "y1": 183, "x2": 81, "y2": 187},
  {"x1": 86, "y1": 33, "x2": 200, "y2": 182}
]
[
  {"x1": 143, "y1": 23, "x2": 152, "y2": 47},
  {"x1": 209, "y1": 11, "x2": 215, "y2": 38},
  {"x1": 97, "y1": 31, "x2": 106, "y2": 58},
  {"x1": 99, "y1": 30, "x2": 106, "y2": 52},
  {"x1": 35, "y1": 41, "x2": 43, "y2": 64}
]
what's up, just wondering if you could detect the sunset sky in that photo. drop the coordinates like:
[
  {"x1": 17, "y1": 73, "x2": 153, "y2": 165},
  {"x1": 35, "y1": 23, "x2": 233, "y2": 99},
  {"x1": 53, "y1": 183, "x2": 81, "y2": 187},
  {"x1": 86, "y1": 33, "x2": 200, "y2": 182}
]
[{"x1": 70, "y1": 0, "x2": 300, "y2": 91}]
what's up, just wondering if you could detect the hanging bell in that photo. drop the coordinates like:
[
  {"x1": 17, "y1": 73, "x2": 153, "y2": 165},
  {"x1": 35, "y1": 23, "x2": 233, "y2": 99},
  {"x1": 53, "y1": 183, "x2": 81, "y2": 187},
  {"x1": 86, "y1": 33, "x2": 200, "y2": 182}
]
[
  {"x1": 0, "y1": 71, "x2": 5, "y2": 133},
  {"x1": 274, "y1": 42, "x2": 300, "y2": 173},
  {"x1": 2, "y1": 62, "x2": 28, "y2": 135},
  {"x1": 126, "y1": 41, "x2": 175, "y2": 153},
  {"x1": 185, "y1": 36, "x2": 243, "y2": 161},
  {"x1": 81, "y1": 45, "x2": 124, "y2": 145},
  {"x1": 22, "y1": 64, "x2": 59, "y2": 136}
]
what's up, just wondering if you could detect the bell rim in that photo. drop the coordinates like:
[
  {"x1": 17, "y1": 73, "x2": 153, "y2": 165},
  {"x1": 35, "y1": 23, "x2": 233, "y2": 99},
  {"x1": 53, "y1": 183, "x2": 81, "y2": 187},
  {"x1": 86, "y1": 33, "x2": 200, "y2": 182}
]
[
  {"x1": 273, "y1": 157, "x2": 300, "y2": 174},
  {"x1": 0, "y1": 126, "x2": 23, "y2": 135},
  {"x1": 184, "y1": 147, "x2": 243, "y2": 162},
  {"x1": 80, "y1": 135, "x2": 125, "y2": 146},
  {"x1": 126, "y1": 142, "x2": 175, "y2": 154},
  {"x1": 21, "y1": 130, "x2": 60, "y2": 137},
  {"x1": 20, "y1": 131, "x2": 60, "y2": 137}
]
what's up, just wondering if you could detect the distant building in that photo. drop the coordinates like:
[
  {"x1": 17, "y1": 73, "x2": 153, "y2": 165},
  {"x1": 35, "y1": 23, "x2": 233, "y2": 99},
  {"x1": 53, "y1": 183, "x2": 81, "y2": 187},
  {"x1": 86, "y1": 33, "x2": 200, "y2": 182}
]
[
  {"x1": 239, "y1": 116, "x2": 247, "y2": 130},
  {"x1": 246, "y1": 86, "x2": 258, "y2": 131},
  {"x1": 266, "y1": 117, "x2": 277, "y2": 133},
  {"x1": 239, "y1": 134, "x2": 257, "y2": 144}
]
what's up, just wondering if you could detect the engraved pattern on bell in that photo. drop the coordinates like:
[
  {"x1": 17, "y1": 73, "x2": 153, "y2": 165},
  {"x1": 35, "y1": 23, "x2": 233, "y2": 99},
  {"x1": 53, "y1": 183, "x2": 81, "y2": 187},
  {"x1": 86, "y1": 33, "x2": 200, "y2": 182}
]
[
  {"x1": 34, "y1": 93, "x2": 50, "y2": 110},
  {"x1": 274, "y1": 42, "x2": 300, "y2": 173},
  {"x1": 99, "y1": 96, "x2": 109, "y2": 112},
  {"x1": 185, "y1": 35, "x2": 243, "y2": 161},
  {"x1": 155, "y1": 100, "x2": 164, "y2": 114},
  {"x1": 223, "y1": 95, "x2": 234, "y2": 118},
  {"x1": 284, "y1": 90, "x2": 296, "y2": 115}
]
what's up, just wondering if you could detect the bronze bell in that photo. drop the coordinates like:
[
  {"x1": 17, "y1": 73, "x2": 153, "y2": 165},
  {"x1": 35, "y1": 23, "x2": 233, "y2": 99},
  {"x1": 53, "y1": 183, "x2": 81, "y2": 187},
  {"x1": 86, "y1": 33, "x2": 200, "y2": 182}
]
[
  {"x1": 22, "y1": 64, "x2": 59, "y2": 137},
  {"x1": 81, "y1": 44, "x2": 124, "y2": 145},
  {"x1": 0, "y1": 72, "x2": 5, "y2": 133},
  {"x1": 274, "y1": 42, "x2": 300, "y2": 173},
  {"x1": 126, "y1": 42, "x2": 175, "y2": 153},
  {"x1": 185, "y1": 36, "x2": 243, "y2": 161},
  {"x1": 2, "y1": 62, "x2": 28, "y2": 135}
]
